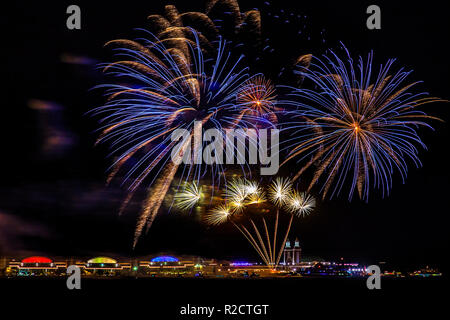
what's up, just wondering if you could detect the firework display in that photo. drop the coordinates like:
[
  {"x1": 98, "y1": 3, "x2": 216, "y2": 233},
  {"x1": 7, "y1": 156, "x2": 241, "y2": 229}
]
[
  {"x1": 3, "y1": 0, "x2": 449, "y2": 315},
  {"x1": 280, "y1": 47, "x2": 444, "y2": 201},
  {"x1": 94, "y1": 30, "x2": 259, "y2": 247},
  {"x1": 146, "y1": 1, "x2": 315, "y2": 83},
  {"x1": 91, "y1": 0, "x2": 444, "y2": 250},
  {"x1": 204, "y1": 178, "x2": 315, "y2": 267},
  {"x1": 236, "y1": 76, "x2": 277, "y2": 118}
]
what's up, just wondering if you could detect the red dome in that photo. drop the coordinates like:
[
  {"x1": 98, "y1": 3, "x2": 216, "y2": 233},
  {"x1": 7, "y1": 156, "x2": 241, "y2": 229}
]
[{"x1": 22, "y1": 256, "x2": 53, "y2": 264}]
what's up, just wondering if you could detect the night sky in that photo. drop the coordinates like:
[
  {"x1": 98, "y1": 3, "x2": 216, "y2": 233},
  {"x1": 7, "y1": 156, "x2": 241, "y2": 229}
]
[{"x1": 2, "y1": 0, "x2": 449, "y2": 272}]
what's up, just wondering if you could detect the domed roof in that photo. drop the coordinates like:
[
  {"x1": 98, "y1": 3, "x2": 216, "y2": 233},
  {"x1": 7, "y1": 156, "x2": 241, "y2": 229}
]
[
  {"x1": 87, "y1": 257, "x2": 117, "y2": 264},
  {"x1": 151, "y1": 256, "x2": 179, "y2": 263},
  {"x1": 22, "y1": 256, "x2": 52, "y2": 264}
]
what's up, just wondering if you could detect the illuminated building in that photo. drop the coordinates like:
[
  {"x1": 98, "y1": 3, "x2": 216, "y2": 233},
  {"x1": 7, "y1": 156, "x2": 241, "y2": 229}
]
[
  {"x1": 141, "y1": 256, "x2": 196, "y2": 276},
  {"x1": 295, "y1": 262, "x2": 368, "y2": 277},
  {"x1": 409, "y1": 267, "x2": 442, "y2": 277},
  {"x1": 283, "y1": 238, "x2": 302, "y2": 265},
  {"x1": 83, "y1": 257, "x2": 131, "y2": 275},
  {"x1": 7, "y1": 256, "x2": 67, "y2": 276},
  {"x1": 138, "y1": 255, "x2": 222, "y2": 277},
  {"x1": 6, "y1": 256, "x2": 132, "y2": 277},
  {"x1": 222, "y1": 262, "x2": 275, "y2": 277},
  {"x1": 150, "y1": 256, "x2": 179, "y2": 263},
  {"x1": 0, "y1": 254, "x2": 383, "y2": 278},
  {"x1": 1, "y1": 257, "x2": 9, "y2": 276},
  {"x1": 0, "y1": 257, "x2": 7, "y2": 270}
]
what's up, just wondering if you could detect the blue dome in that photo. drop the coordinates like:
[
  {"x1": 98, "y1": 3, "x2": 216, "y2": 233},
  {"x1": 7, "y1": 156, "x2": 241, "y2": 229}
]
[{"x1": 151, "y1": 256, "x2": 179, "y2": 262}]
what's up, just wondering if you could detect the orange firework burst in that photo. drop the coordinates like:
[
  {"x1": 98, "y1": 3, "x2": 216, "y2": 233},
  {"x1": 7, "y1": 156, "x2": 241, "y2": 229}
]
[{"x1": 237, "y1": 75, "x2": 277, "y2": 119}]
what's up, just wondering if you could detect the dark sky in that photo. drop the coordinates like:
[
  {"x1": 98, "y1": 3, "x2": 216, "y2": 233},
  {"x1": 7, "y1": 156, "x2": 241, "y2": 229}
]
[{"x1": 1, "y1": 0, "x2": 449, "y2": 271}]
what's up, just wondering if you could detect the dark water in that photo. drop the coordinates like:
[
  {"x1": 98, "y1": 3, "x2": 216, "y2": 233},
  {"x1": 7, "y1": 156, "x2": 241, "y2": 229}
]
[{"x1": 1, "y1": 277, "x2": 447, "y2": 317}]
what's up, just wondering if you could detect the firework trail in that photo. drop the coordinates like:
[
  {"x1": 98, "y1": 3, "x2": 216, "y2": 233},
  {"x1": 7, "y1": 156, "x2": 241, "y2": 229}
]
[
  {"x1": 204, "y1": 178, "x2": 315, "y2": 267},
  {"x1": 174, "y1": 181, "x2": 203, "y2": 211},
  {"x1": 280, "y1": 45, "x2": 445, "y2": 201},
  {"x1": 285, "y1": 191, "x2": 316, "y2": 216},
  {"x1": 205, "y1": 203, "x2": 232, "y2": 225},
  {"x1": 147, "y1": 1, "x2": 313, "y2": 85},
  {"x1": 93, "y1": 30, "x2": 257, "y2": 248},
  {"x1": 147, "y1": 1, "x2": 261, "y2": 49},
  {"x1": 147, "y1": 1, "x2": 252, "y2": 58},
  {"x1": 145, "y1": 0, "x2": 315, "y2": 134}
]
